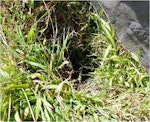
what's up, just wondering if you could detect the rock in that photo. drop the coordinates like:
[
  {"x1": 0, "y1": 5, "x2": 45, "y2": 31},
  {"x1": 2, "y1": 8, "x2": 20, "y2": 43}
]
[{"x1": 91, "y1": 1, "x2": 149, "y2": 74}]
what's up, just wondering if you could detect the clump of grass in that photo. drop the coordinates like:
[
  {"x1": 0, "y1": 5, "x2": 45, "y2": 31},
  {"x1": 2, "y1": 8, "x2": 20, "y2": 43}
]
[{"x1": 0, "y1": 1, "x2": 150, "y2": 121}]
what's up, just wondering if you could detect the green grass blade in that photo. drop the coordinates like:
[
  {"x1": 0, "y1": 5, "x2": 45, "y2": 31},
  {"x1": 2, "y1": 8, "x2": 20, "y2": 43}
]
[
  {"x1": 35, "y1": 93, "x2": 42, "y2": 120},
  {"x1": 5, "y1": 84, "x2": 29, "y2": 91},
  {"x1": 7, "y1": 96, "x2": 11, "y2": 122},
  {"x1": 22, "y1": 89, "x2": 36, "y2": 122},
  {"x1": 25, "y1": 60, "x2": 47, "y2": 70}
]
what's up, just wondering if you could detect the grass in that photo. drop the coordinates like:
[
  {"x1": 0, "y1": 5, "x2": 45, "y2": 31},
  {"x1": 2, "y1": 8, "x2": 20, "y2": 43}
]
[{"x1": 0, "y1": 1, "x2": 150, "y2": 121}]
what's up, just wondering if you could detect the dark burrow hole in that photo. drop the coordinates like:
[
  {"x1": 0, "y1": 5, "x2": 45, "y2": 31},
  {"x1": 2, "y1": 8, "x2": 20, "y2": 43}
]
[
  {"x1": 35, "y1": 1, "x2": 98, "y2": 82},
  {"x1": 67, "y1": 39, "x2": 98, "y2": 81}
]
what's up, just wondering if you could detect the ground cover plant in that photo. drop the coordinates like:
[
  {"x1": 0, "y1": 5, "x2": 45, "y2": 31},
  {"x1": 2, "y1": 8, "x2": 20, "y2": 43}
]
[{"x1": 0, "y1": 1, "x2": 150, "y2": 121}]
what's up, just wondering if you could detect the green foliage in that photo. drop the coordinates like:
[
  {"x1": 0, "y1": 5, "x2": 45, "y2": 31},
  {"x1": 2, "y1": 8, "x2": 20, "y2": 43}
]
[{"x1": 0, "y1": 1, "x2": 149, "y2": 121}]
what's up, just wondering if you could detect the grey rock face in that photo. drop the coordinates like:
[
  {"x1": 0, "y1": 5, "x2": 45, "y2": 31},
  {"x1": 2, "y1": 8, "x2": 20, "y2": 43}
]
[{"x1": 91, "y1": 1, "x2": 149, "y2": 74}]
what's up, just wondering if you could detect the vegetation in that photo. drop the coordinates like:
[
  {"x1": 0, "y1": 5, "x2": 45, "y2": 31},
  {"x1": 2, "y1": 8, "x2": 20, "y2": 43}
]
[{"x1": 0, "y1": 1, "x2": 150, "y2": 121}]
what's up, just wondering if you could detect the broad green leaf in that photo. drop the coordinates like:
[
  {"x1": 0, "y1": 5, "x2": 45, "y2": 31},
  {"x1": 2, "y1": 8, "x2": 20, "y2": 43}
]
[
  {"x1": 5, "y1": 83, "x2": 29, "y2": 91},
  {"x1": 25, "y1": 60, "x2": 46, "y2": 70}
]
